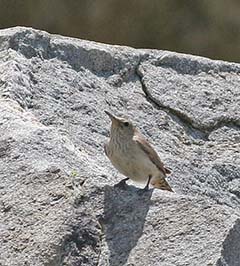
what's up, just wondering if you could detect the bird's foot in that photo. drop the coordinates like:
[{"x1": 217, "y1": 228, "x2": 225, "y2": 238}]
[
  {"x1": 137, "y1": 175, "x2": 152, "y2": 195},
  {"x1": 114, "y1": 178, "x2": 129, "y2": 190}
]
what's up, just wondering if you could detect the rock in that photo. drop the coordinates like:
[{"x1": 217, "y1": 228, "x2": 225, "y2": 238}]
[
  {"x1": 0, "y1": 27, "x2": 239, "y2": 266},
  {"x1": 217, "y1": 219, "x2": 240, "y2": 266}
]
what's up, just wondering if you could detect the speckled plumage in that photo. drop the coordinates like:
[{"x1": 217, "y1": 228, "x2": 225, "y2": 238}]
[{"x1": 104, "y1": 111, "x2": 173, "y2": 192}]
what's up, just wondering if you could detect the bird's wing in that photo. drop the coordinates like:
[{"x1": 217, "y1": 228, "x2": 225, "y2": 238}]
[{"x1": 134, "y1": 133, "x2": 170, "y2": 175}]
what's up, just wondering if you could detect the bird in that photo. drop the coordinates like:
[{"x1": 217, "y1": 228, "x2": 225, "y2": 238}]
[{"x1": 104, "y1": 111, "x2": 173, "y2": 193}]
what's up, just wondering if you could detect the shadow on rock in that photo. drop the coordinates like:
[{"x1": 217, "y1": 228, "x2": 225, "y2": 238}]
[
  {"x1": 216, "y1": 219, "x2": 240, "y2": 266},
  {"x1": 102, "y1": 185, "x2": 153, "y2": 266}
]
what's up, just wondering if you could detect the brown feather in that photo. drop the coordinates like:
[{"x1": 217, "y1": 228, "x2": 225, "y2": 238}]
[
  {"x1": 133, "y1": 130, "x2": 168, "y2": 175},
  {"x1": 151, "y1": 178, "x2": 173, "y2": 192}
]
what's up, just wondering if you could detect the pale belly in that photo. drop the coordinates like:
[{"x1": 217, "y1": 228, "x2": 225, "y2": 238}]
[{"x1": 109, "y1": 149, "x2": 161, "y2": 183}]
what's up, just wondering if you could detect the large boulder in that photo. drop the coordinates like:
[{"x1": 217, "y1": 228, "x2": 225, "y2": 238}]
[{"x1": 0, "y1": 27, "x2": 239, "y2": 266}]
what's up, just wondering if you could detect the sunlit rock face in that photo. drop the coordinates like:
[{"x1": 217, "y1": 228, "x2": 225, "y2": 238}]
[{"x1": 0, "y1": 27, "x2": 239, "y2": 266}]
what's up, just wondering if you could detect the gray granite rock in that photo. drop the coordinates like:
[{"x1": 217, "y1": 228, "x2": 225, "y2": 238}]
[{"x1": 0, "y1": 27, "x2": 239, "y2": 266}]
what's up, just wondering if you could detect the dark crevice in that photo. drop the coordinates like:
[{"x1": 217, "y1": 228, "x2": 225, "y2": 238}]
[
  {"x1": 135, "y1": 61, "x2": 209, "y2": 141},
  {"x1": 135, "y1": 58, "x2": 240, "y2": 141},
  {"x1": 208, "y1": 119, "x2": 240, "y2": 134}
]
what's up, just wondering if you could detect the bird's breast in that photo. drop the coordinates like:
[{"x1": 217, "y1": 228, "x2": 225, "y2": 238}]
[{"x1": 107, "y1": 142, "x2": 159, "y2": 182}]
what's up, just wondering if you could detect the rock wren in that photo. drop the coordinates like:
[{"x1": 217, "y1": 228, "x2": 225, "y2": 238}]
[{"x1": 104, "y1": 111, "x2": 173, "y2": 192}]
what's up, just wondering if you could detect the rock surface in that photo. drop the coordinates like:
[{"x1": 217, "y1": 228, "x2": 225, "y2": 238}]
[{"x1": 0, "y1": 27, "x2": 239, "y2": 266}]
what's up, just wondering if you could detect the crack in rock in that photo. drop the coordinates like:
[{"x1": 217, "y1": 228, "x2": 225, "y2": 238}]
[
  {"x1": 135, "y1": 61, "x2": 209, "y2": 141},
  {"x1": 135, "y1": 59, "x2": 240, "y2": 140}
]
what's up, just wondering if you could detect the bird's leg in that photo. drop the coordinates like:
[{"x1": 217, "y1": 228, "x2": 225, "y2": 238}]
[
  {"x1": 138, "y1": 175, "x2": 152, "y2": 195},
  {"x1": 114, "y1": 177, "x2": 129, "y2": 189}
]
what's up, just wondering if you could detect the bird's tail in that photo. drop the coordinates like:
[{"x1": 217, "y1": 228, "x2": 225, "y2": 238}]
[{"x1": 151, "y1": 177, "x2": 174, "y2": 192}]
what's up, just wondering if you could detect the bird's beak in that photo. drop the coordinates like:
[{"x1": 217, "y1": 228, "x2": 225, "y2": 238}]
[{"x1": 105, "y1": 110, "x2": 120, "y2": 124}]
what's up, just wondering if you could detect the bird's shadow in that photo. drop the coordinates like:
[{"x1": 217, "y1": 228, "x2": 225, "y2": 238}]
[{"x1": 102, "y1": 184, "x2": 153, "y2": 266}]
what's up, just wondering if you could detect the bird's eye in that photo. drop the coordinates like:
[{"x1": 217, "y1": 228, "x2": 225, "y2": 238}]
[{"x1": 123, "y1": 122, "x2": 129, "y2": 127}]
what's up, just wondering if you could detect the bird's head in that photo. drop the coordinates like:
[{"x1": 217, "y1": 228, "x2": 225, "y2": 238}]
[{"x1": 105, "y1": 110, "x2": 135, "y2": 138}]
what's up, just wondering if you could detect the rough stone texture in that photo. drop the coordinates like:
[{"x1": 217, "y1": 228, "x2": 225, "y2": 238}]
[{"x1": 0, "y1": 27, "x2": 239, "y2": 266}]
